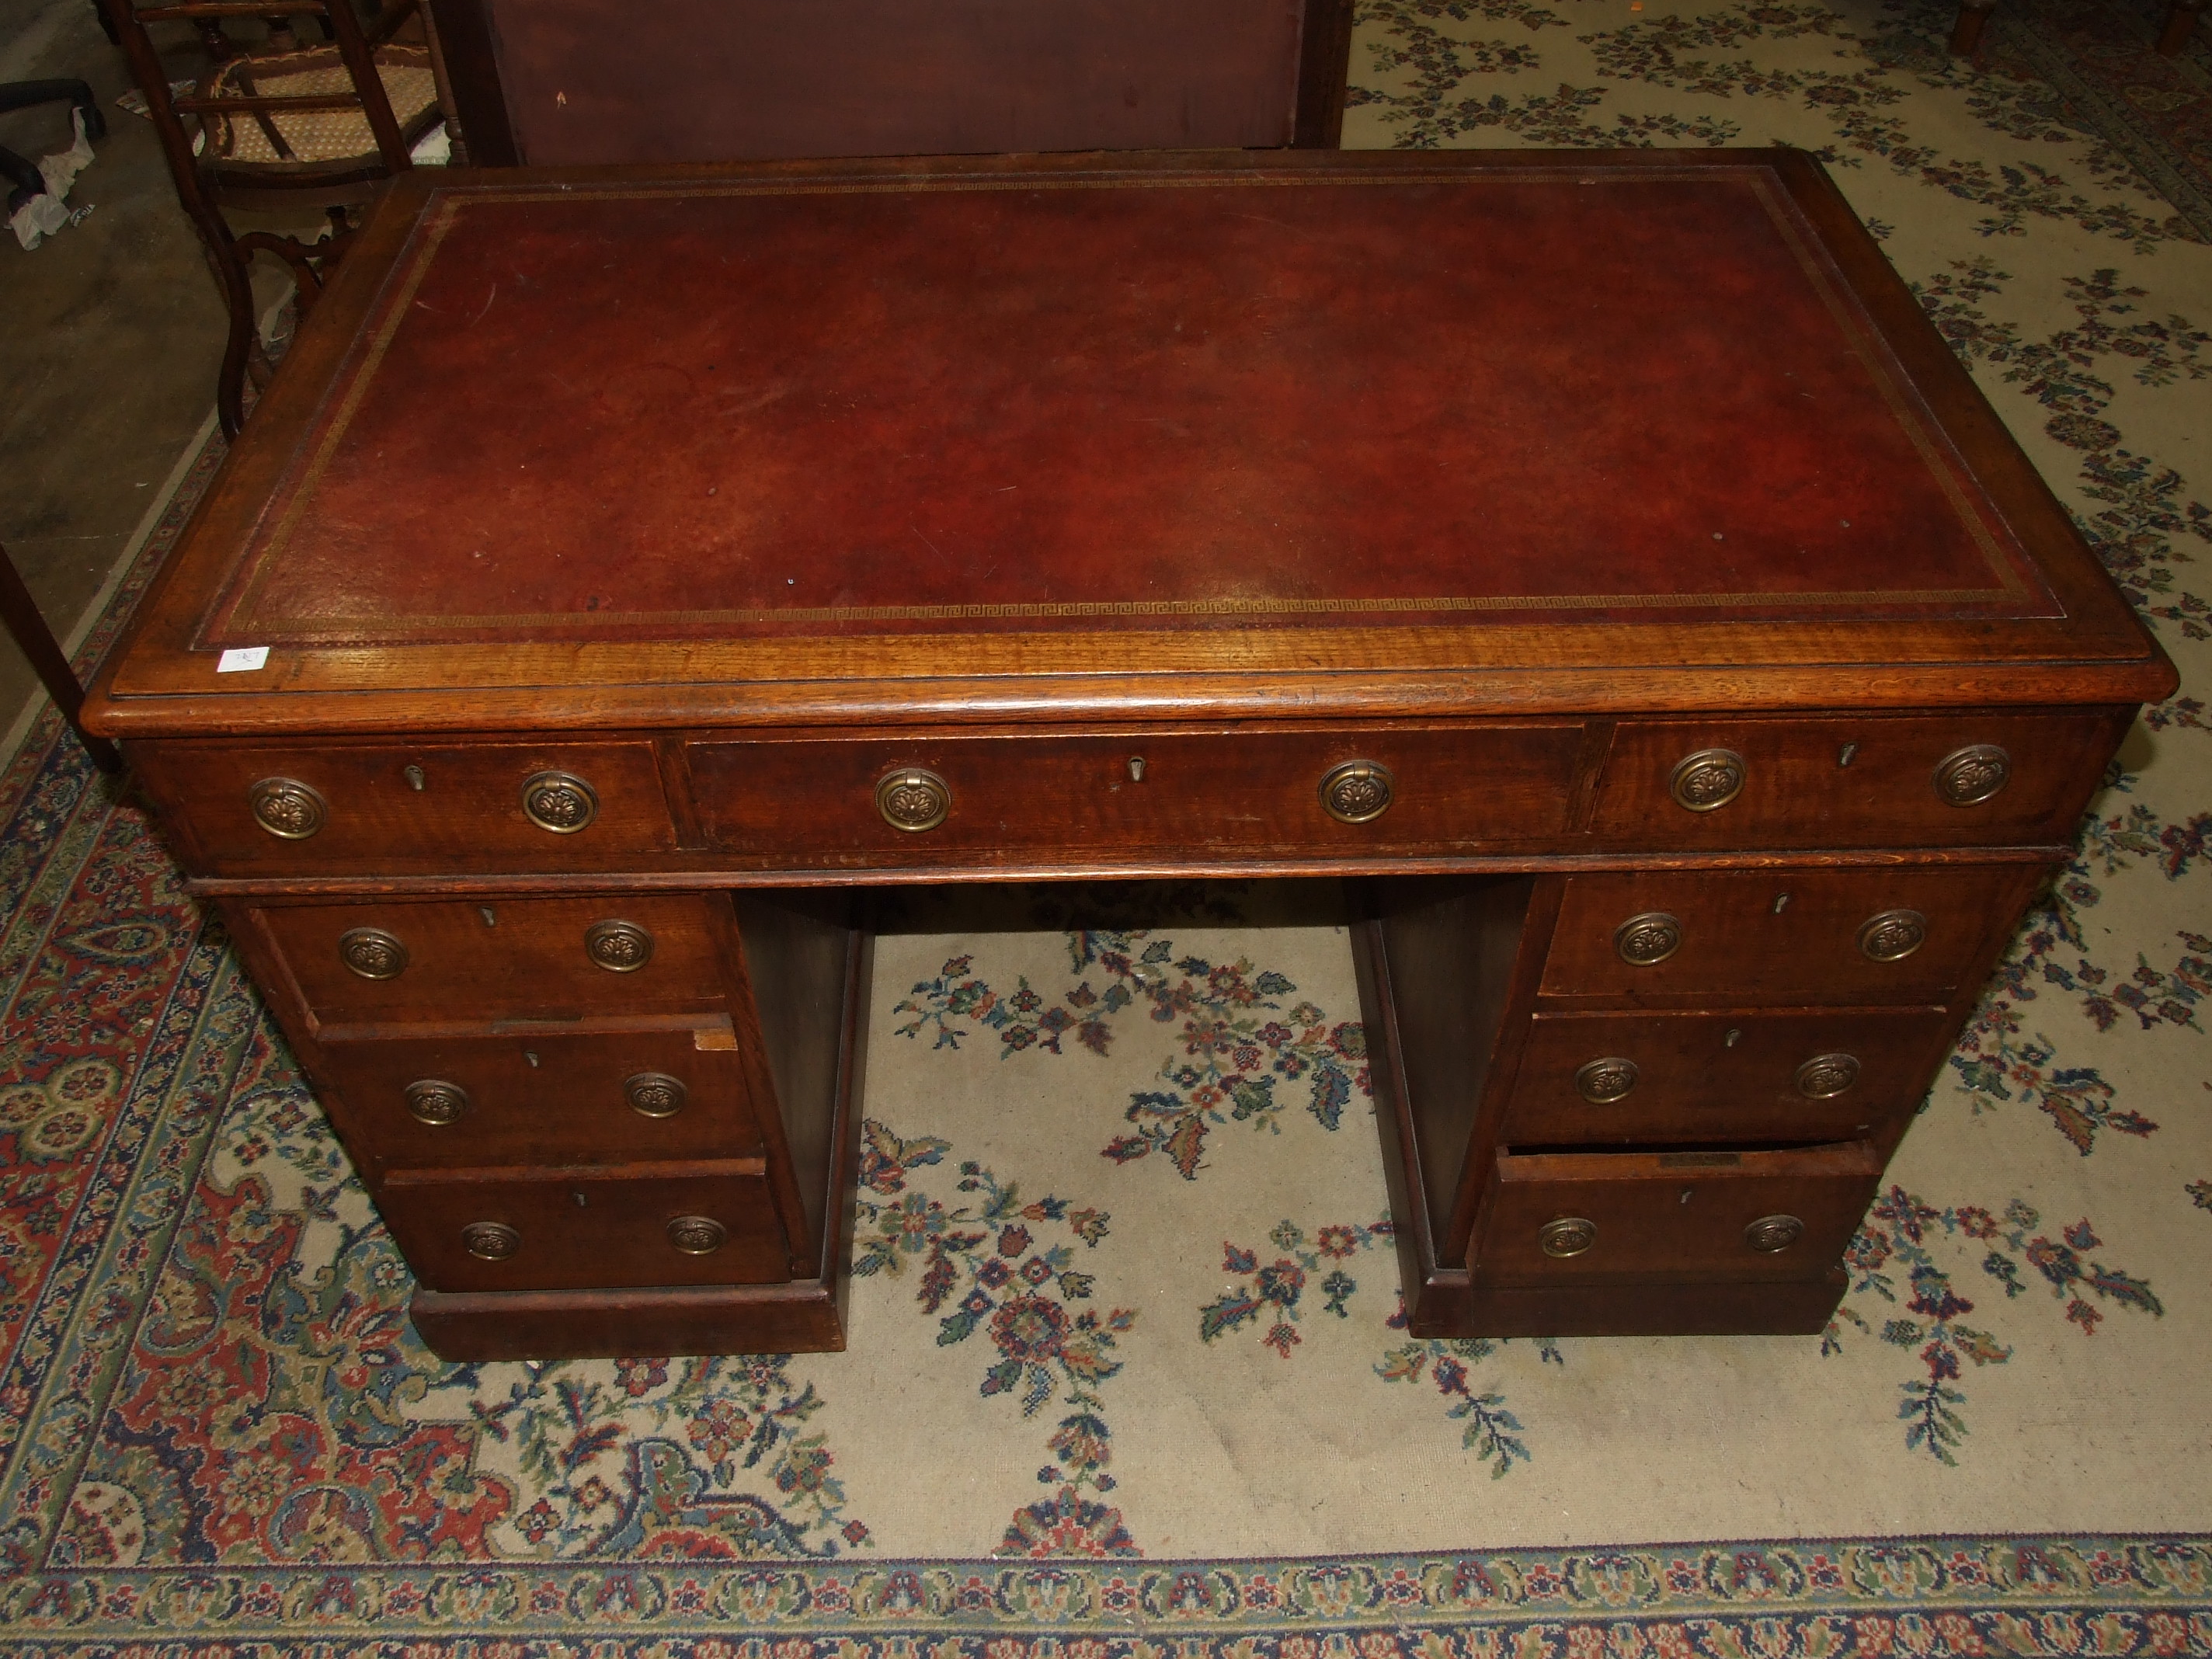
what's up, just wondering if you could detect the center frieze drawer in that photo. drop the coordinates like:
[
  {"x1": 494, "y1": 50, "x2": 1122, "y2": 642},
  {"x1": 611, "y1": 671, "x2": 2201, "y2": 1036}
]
[
  {"x1": 1538, "y1": 863, "x2": 2048, "y2": 1006},
  {"x1": 316, "y1": 1024, "x2": 765, "y2": 1171},
  {"x1": 377, "y1": 1163, "x2": 790, "y2": 1293},
  {"x1": 132, "y1": 739, "x2": 679, "y2": 877},
  {"x1": 684, "y1": 725, "x2": 1586, "y2": 867},
  {"x1": 1500, "y1": 1007, "x2": 1957, "y2": 1148},
  {"x1": 259, "y1": 895, "x2": 733, "y2": 1025},
  {"x1": 1472, "y1": 1143, "x2": 1883, "y2": 1283}
]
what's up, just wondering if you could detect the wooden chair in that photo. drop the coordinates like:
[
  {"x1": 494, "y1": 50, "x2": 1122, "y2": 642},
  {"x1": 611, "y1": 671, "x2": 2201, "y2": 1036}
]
[
  {"x1": 1950, "y1": 0, "x2": 2203, "y2": 55},
  {"x1": 100, "y1": 0, "x2": 457, "y2": 436}
]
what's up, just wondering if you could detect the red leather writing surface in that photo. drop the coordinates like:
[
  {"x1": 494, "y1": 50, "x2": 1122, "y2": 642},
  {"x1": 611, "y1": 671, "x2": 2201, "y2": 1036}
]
[{"x1": 208, "y1": 169, "x2": 2049, "y2": 648}]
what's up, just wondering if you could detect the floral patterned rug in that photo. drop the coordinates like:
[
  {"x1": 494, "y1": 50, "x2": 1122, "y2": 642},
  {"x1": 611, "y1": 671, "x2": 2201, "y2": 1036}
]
[{"x1": 3, "y1": 0, "x2": 2210, "y2": 1648}]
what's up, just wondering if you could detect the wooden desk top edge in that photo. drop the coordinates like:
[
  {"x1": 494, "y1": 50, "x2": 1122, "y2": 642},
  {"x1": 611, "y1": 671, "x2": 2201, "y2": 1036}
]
[{"x1": 84, "y1": 147, "x2": 2177, "y2": 739}]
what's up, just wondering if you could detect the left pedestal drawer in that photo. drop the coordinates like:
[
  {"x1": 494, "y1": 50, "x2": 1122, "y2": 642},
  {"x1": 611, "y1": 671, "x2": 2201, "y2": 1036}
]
[
  {"x1": 377, "y1": 1162, "x2": 791, "y2": 1293},
  {"x1": 315, "y1": 1023, "x2": 764, "y2": 1170}
]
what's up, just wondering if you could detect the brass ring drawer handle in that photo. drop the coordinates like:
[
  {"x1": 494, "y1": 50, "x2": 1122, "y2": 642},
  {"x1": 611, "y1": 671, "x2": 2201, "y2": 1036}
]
[
  {"x1": 338, "y1": 927, "x2": 409, "y2": 979},
  {"x1": 1613, "y1": 911, "x2": 1683, "y2": 966},
  {"x1": 1857, "y1": 909, "x2": 1927, "y2": 962},
  {"x1": 1794, "y1": 1052, "x2": 1859, "y2": 1098},
  {"x1": 249, "y1": 777, "x2": 327, "y2": 840},
  {"x1": 462, "y1": 1220, "x2": 520, "y2": 1261},
  {"x1": 521, "y1": 769, "x2": 600, "y2": 833},
  {"x1": 1744, "y1": 1214, "x2": 1805, "y2": 1254},
  {"x1": 584, "y1": 919, "x2": 655, "y2": 972},
  {"x1": 1574, "y1": 1057, "x2": 1639, "y2": 1104},
  {"x1": 1668, "y1": 748, "x2": 1745, "y2": 812},
  {"x1": 667, "y1": 1214, "x2": 727, "y2": 1255},
  {"x1": 1319, "y1": 760, "x2": 1394, "y2": 824},
  {"x1": 1934, "y1": 744, "x2": 2010, "y2": 806},
  {"x1": 404, "y1": 1078, "x2": 469, "y2": 1125},
  {"x1": 876, "y1": 768, "x2": 951, "y2": 832},
  {"x1": 1539, "y1": 1216, "x2": 1598, "y2": 1258},
  {"x1": 624, "y1": 1071, "x2": 687, "y2": 1118}
]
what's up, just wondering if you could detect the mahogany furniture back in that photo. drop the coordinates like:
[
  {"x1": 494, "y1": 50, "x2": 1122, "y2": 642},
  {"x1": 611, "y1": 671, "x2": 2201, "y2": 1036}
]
[{"x1": 425, "y1": 0, "x2": 1356, "y2": 168}]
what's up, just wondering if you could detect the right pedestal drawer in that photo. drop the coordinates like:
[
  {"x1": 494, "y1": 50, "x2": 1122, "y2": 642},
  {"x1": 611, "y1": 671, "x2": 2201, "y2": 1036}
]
[
  {"x1": 1472, "y1": 1143, "x2": 1883, "y2": 1285},
  {"x1": 1539, "y1": 864, "x2": 2047, "y2": 1005},
  {"x1": 1501, "y1": 1007, "x2": 1956, "y2": 1147}
]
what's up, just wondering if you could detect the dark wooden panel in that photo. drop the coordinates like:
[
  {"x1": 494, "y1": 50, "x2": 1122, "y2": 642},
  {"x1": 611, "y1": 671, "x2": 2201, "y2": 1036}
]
[
  {"x1": 1502, "y1": 1007, "x2": 1955, "y2": 1148},
  {"x1": 733, "y1": 891, "x2": 868, "y2": 1264},
  {"x1": 1539, "y1": 863, "x2": 2050, "y2": 1006},
  {"x1": 1588, "y1": 709, "x2": 2130, "y2": 850},
  {"x1": 490, "y1": 0, "x2": 1306, "y2": 165},
  {"x1": 1472, "y1": 1141, "x2": 1882, "y2": 1283},
  {"x1": 424, "y1": 0, "x2": 518, "y2": 164},
  {"x1": 133, "y1": 738, "x2": 678, "y2": 877},
  {"x1": 688, "y1": 725, "x2": 1585, "y2": 871},
  {"x1": 380, "y1": 1161, "x2": 789, "y2": 1292},
  {"x1": 316, "y1": 1021, "x2": 763, "y2": 1169},
  {"x1": 261, "y1": 894, "x2": 731, "y2": 1024}
]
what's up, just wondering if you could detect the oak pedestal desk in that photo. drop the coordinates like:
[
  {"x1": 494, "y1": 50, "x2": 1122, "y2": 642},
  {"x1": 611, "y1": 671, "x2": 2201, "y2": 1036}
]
[{"x1": 82, "y1": 150, "x2": 2176, "y2": 1360}]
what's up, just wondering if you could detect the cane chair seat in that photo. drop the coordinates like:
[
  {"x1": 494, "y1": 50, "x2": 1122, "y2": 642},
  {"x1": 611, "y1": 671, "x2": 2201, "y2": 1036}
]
[{"x1": 202, "y1": 44, "x2": 440, "y2": 172}]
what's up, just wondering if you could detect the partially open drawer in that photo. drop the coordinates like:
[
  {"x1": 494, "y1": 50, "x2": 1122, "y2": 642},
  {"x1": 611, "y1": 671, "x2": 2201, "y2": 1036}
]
[{"x1": 1469, "y1": 1142, "x2": 1882, "y2": 1283}]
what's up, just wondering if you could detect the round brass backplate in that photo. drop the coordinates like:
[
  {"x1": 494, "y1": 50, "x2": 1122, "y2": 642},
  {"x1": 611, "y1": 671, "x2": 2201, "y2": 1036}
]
[
  {"x1": 1614, "y1": 911, "x2": 1684, "y2": 966},
  {"x1": 1318, "y1": 760, "x2": 1395, "y2": 825},
  {"x1": 1538, "y1": 1216, "x2": 1598, "y2": 1258},
  {"x1": 520, "y1": 769, "x2": 600, "y2": 833},
  {"x1": 1574, "y1": 1057, "x2": 1639, "y2": 1104},
  {"x1": 1744, "y1": 1214, "x2": 1805, "y2": 1254},
  {"x1": 1933, "y1": 744, "x2": 2011, "y2": 807},
  {"x1": 404, "y1": 1078, "x2": 469, "y2": 1125},
  {"x1": 1857, "y1": 909, "x2": 1928, "y2": 962},
  {"x1": 1668, "y1": 748, "x2": 1747, "y2": 813},
  {"x1": 584, "y1": 919, "x2": 655, "y2": 972},
  {"x1": 667, "y1": 1214, "x2": 727, "y2": 1255},
  {"x1": 624, "y1": 1071, "x2": 688, "y2": 1118},
  {"x1": 1793, "y1": 1052, "x2": 1861, "y2": 1099},
  {"x1": 462, "y1": 1220, "x2": 520, "y2": 1261},
  {"x1": 875, "y1": 768, "x2": 951, "y2": 832},
  {"x1": 337, "y1": 927, "x2": 409, "y2": 980},
  {"x1": 248, "y1": 777, "x2": 326, "y2": 840}
]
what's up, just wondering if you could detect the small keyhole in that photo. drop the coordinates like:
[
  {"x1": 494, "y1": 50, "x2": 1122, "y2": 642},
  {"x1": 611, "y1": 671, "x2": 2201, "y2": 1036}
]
[
  {"x1": 1679, "y1": 1188, "x2": 1695, "y2": 1205},
  {"x1": 572, "y1": 1191, "x2": 587, "y2": 1209},
  {"x1": 479, "y1": 906, "x2": 497, "y2": 927},
  {"x1": 523, "y1": 1050, "x2": 539, "y2": 1068},
  {"x1": 1837, "y1": 742, "x2": 1859, "y2": 767},
  {"x1": 404, "y1": 763, "x2": 426, "y2": 791},
  {"x1": 1772, "y1": 892, "x2": 1792, "y2": 914},
  {"x1": 1128, "y1": 756, "x2": 1146, "y2": 782},
  {"x1": 1723, "y1": 1028, "x2": 1741, "y2": 1048}
]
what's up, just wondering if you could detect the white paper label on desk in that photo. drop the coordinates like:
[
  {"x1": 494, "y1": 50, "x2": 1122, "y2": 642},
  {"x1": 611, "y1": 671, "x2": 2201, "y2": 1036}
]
[{"x1": 216, "y1": 646, "x2": 270, "y2": 673}]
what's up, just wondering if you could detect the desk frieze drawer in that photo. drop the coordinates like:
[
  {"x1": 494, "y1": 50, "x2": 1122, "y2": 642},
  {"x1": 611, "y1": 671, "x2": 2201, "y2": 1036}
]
[
  {"x1": 317, "y1": 1024, "x2": 763, "y2": 1169},
  {"x1": 684, "y1": 725, "x2": 1586, "y2": 868},
  {"x1": 1472, "y1": 1143, "x2": 1883, "y2": 1283},
  {"x1": 131, "y1": 739, "x2": 680, "y2": 875},
  {"x1": 1538, "y1": 863, "x2": 2047, "y2": 1006},
  {"x1": 377, "y1": 1163, "x2": 791, "y2": 1293},
  {"x1": 1588, "y1": 711, "x2": 2125, "y2": 850},
  {"x1": 1501, "y1": 1008, "x2": 1956, "y2": 1147},
  {"x1": 259, "y1": 895, "x2": 732, "y2": 1025}
]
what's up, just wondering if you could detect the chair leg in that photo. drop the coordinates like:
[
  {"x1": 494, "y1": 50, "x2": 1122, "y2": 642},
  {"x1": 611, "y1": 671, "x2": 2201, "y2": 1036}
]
[
  {"x1": 0, "y1": 543, "x2": 122, "y2": 774},
  {"x1": 207, "y1": 231, "x2": 260, "y2": 440},
  {"x1": 1949, "y1": 0, "x2": 1997, "y2": 53},
  {"x1": 2158, "y1": 0, "x2": 2203, "y2": 50}
]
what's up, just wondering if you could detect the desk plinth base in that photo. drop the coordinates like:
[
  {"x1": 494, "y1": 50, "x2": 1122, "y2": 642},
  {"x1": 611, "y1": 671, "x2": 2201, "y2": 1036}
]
[
  {"x1": 1355, "y1": 913, "x2": 1850, "y2": 1341},
  {"x1": 410, "y1": 1277, "x2": 850, "y2": 1362}
]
